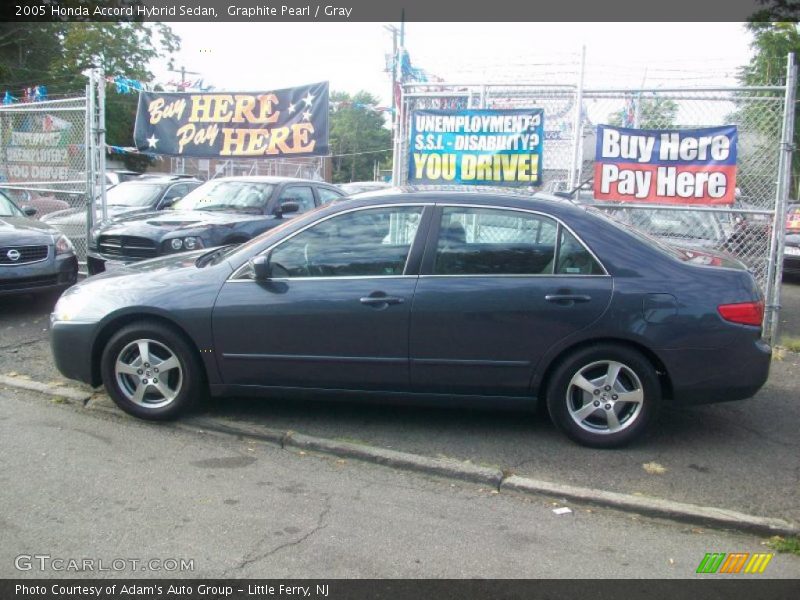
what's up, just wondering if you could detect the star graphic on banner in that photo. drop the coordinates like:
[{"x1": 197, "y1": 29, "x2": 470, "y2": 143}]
[
  {"x1": 146, "y1": 134, "x2": 159, "y2": 149},
  {"x1": 302, "y1": 91, "x2": 315, "y2": 107},
  {"x1": 302, "y1": 110, "x2": 312, "y2": 121},
  {"x1": 288, "y1": 103, "x2": 297, "y2": 114}
]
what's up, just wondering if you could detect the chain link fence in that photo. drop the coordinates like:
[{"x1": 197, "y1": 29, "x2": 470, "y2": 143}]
[
  {"x1": 0, "y1": 97, "x2": 90, "y2": 265},
  {"x1": 398, "y1": 71, "x2": 795, "y2": 340}
]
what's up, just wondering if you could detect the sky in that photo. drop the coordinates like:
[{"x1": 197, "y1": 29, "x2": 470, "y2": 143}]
[{"x1": 151, "y1": 22, "x2": 757, "y2": 104}]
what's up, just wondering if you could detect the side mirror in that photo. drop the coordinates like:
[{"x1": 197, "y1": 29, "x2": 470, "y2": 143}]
[
  {"x1": 275, "y1": 200, "x2": 300, "y2": 218},
  {"x1": 250, "y1": 255, "x2": 272, "y2": 280},
  {"x1": 22, "y1": 206, "x2": 37, "y2": 217},
  {"x1": 161, "y1": 196, "x2": 180, "y2": 209}
]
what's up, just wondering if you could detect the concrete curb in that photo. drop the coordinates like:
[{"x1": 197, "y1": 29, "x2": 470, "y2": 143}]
[
  {"x1": 0, "y1": 375, "x2": 92, "y2": 403},
  {"x1": 501, "y1": 475, "x2": 799, "y2": 537},
  {"x1": 5, "y1": 376, "x2": 799, "y2": 538}
]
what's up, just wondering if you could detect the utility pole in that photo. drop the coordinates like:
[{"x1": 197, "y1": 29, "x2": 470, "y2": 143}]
[{"x1": 168, "y1": 65, "x2": 201, "y2": 91}]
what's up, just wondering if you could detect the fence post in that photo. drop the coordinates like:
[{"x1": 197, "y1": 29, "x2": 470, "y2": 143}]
[
  {"x1": 569, "y1": 45, "x2": 586, "y2": 189},
  {"x1": 96, "y1": 69, "x2": 107, "y2": 223},
  {"x1": 86, "y1": 70, "x2": 96, "y2": 244},
  {"x1": 767, "y1": 52, "x2": 797, "y2": 343}
]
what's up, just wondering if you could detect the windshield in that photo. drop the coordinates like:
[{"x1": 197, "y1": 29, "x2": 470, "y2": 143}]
[
  {"x1": 0, "y1": 192, "x2": 23, "y2": 217},
  {"x1": 611, "y1": 209, "x2": 724, "y2": 241},
  {"x1": 173, "y1": 181, "x2": 275, "y2": 212},
  {"x1": 106, "y1": 182, "x2": 163, "y2": 207}
]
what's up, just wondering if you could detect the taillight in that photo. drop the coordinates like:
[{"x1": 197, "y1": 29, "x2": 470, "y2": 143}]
[{"x1": 717, "y1": 301, "x2": 764, "y2": 327}]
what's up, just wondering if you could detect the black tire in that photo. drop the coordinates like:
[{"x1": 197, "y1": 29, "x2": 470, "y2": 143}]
[
  {"x1": 546, "y1": 344, "x2": 661, "y2": 448},
  {"x1": 100, "y1": 320, "x2": 206, "y2": 420}
]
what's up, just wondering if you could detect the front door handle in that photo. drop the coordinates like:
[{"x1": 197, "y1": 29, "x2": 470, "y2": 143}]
[
  {"x1": 360, "y1": 295, "x2": 404, "y2": 306},
  {"x1": 545, "y1": 294, "x2": 592, "y2": 304}
]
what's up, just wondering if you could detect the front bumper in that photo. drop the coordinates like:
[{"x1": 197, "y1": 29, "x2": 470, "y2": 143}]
[
  {"x1": 0, "y1": 253, "x2": 78, "y2": 296},
  {"x1": 50, "y1": 319, "x2": 99, "y2": 386}
]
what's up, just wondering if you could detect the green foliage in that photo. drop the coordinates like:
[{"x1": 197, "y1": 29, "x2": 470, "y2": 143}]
[
  {"x1": 765, "y1": 535, "x2": 800, "y2": 555},
  {"x1": 0, "y1": 21, "x2": 180, "y2": 170},
  {"x1": 739, "y1": 21, "x2": 800, "y2": 197},
  {"x1": 608, "y1": 97, "x2": 679, "y2": 129},
  {"x1": 329, "y1": 91, "x2": 392, "y2": 183}
]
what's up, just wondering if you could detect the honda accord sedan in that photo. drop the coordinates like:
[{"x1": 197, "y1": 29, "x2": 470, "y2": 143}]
[{"x1": 50, "y1": 191, "x2": 771, "y2": 447}]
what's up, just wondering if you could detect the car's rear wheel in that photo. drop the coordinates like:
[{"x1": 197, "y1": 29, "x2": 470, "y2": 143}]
[
  {"x1": 100, "y1": 321, "x2": 204, "y2": 420},
  {"x1": 546, "y1": 344, "x2": 661, "y2": 448}
]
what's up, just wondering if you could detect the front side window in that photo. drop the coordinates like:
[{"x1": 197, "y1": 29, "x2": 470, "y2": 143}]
[
  {"x1": 105, "y1": 183, "x2": 163, "y2": 207},
  {"x1": 434, "y1": 207, "x2": 558, "y2": 275},
  {"x1": 277, "y1": 186, "x2": 316, "y2": 213},
  {"x1": 266, "y1": 206, "x2": 424, "y2": 278}
]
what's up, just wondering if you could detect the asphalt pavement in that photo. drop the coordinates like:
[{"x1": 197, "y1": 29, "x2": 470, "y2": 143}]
[{"x1": 1, "y1": 389, "x2": 798, "y2": 578}]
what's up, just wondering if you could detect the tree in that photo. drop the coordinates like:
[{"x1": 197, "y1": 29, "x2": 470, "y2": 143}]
[
  {"x1": 739, "y1": 21, "x2": 800, "y2": 197},
  {"x1": 329, "y1": 91, "x2": 392, "y2": 183},
  {"x1": 608, "y1": 97, "x2": 679, "y2": 129},
  {"x1": 0, "y1": 21, "x2": 180, "y2": 171}
]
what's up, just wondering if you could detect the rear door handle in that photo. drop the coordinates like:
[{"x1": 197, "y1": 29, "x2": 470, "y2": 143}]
[
  {"x1": 360, "y1": 296, "x2": 404, "y2": 306},
  {"x1": 545, "y1": 294, "x2": 592, "y2": 304}
]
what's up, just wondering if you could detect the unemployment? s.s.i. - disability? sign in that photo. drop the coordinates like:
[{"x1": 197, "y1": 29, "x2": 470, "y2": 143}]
[
  {"x1": 594, "y1": 125, "x2": 737, "y2": 205},
  {"x1": 408, "y1": 109, "x2": 544, "y2": 186},
  {"x1": 133, "y1": 81, "x2": 329, "y2": 158}
]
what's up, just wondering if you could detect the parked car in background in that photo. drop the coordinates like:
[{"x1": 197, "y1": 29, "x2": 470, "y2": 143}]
[
  {"x1": 51, "y1": 191, "x2": 770, "y2": 448},
  {"x1": 0, "y1": 190, "x2": 78, "y2": 296},
  {"x1": 42, "y1": 175, "x2": 202, "y2": 262},
  {"x1": 106, "y1": 170, "x2": 142, "y2": 187},
  {"x1": 86, "y1": 176, "x2": 345, "y2": 274},
  {"x1": 785, "y1": 203, "x2": 800, "y2": 277},
  {"x1": 338, "y1": 181, "x2": 392, "y2": 195},
  {"x1": 1, "y1": 188, "x2": 70, "y2": 219}
]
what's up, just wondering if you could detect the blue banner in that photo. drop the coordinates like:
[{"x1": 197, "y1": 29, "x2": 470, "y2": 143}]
[{"x1": 408, "y1": 109, "x2": 544, "y2": 186}]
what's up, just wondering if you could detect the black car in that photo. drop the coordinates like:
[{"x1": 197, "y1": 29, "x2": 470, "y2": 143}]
[
  {"x1": 86, "y1": 177, "x2": 345, "y2": 274},
  {"x1": 50, "y1": 191, "x2": 770, "y2": 448},
  {"x1": 0, "y1": 190, "x2": 78, "y2": 296}
]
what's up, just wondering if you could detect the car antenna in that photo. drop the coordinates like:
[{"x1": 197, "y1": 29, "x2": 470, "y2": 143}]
[{"x1": 554, "y1": 176, "x2": 594, "y2": 199}]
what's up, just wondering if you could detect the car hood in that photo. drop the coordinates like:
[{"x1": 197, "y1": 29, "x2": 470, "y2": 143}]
[
  {"x1": 43, "y1": 204, "x2": 152, "y2": 225},
  {"x1": 0, "y1": 216, "x2": 57, "y2": 245},
  {"x1": 95, "y1": 210, "x2": 270, "y2": 236}
]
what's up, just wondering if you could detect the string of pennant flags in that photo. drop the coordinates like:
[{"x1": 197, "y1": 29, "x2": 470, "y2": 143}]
[{"x1": 2, "y1": 86, "x2": 48, "y2": 104}]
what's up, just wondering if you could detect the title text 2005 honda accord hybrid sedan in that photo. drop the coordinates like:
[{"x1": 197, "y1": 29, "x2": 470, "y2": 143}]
[{"x1": 50, "y1": 191, "x2": 771, "y2": 447}]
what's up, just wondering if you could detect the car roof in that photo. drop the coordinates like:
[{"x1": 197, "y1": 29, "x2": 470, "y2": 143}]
[
  {"x1": 333, "y1": 187, "x2": 590, "y2": 219},
  {"x1": 207, "y1": 176, "x2": 332, "y2": 185}
]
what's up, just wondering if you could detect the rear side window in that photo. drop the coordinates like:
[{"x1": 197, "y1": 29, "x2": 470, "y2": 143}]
[
  {"x1": 433, "y1": 207, "x2": 558, "y2": 275},
  {"x1": 555, "y1": 228, "x2": 604, "y2": 275}
]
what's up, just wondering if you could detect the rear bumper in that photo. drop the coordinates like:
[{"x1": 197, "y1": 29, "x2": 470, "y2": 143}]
[
  {"x1": 661, "y1": 336, "x2": 771, "y2": 405},
  {"x1": 50, "y1": 319, "x2": 99, "y2": 386},
  {"x1": 0, "y1": 254, "x2": 78, "y2": 296},
  {"x1": 783, "y1": 254, "x2": 800, "y2": 276}
]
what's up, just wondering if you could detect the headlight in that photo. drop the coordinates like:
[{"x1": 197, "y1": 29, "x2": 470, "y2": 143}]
[
  {"x1": 167, "y1": 237, "x2": 204, "y2": 252},
  {"x1": 55, "y1": 235, "x2": 74, "y2": 255},
  {"x1": 183, "y1": 237, "x2": 202, "y2": 250},
  {"x1": 52, "y1": 292, "x2": 89, "y2": 322}
]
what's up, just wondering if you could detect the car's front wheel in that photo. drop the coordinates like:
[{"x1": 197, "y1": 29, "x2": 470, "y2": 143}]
[
  {"x1": 546, "y1": 344, "x2": 661, "y2": 448},
  {"x1": 100, "y1": 321, "x2": 205, "y2": 420}
]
